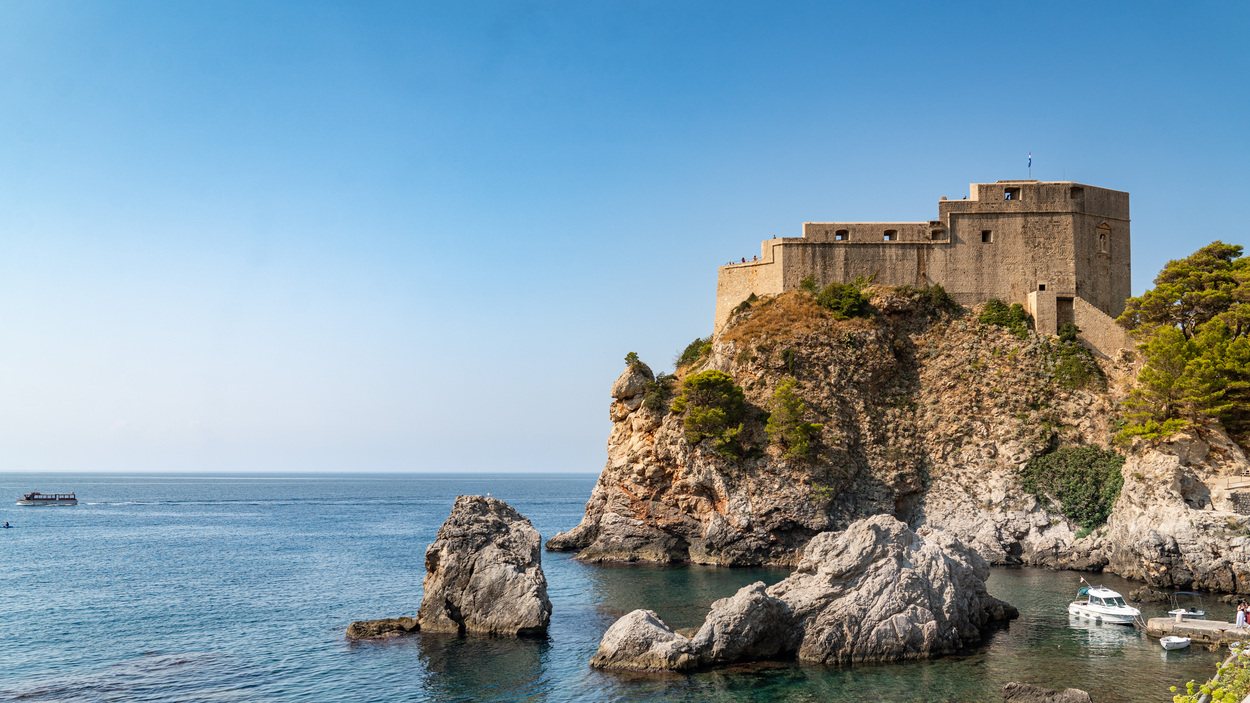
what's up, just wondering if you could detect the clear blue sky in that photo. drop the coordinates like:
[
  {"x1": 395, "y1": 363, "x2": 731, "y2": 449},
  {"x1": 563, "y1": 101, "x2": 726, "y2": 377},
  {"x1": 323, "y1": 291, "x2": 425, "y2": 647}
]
[{"x1": 1, "y1": 1, "x2": 1246, "y2": 472}]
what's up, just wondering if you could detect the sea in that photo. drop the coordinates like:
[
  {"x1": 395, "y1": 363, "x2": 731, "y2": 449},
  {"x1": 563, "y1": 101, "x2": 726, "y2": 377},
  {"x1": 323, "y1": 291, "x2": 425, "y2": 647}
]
[{"x1": 0, "y1": 473, "x2": 1227, "y2": 702}]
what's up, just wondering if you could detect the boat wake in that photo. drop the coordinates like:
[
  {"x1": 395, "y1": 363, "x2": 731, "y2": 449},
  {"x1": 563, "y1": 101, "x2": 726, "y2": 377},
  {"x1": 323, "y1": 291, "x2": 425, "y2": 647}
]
[{"x1": 0, "y1": 652, "x2": 249, "y2": 702}]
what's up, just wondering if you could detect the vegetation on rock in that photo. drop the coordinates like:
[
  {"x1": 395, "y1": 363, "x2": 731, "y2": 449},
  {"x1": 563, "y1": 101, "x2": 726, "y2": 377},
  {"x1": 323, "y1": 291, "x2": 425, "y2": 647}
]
[
  {"x1": 815, "y1": 280, "x2": 872, "y2": 320},
  {"x1": 1117, "y1": 241, "x2": 1250, "y2": 442},
  {"x1": 1019, "y1": 446, "x2": 1125, "y2": 529},
  {"x1": 675, "y1": 336, "x2": 712, "y2": 368},
  {"x1": 978, "y1": 299, "x2": 1032, "y2": 339},
  {"x1": 1046, "y1": 340, "x2": 1105, "y2": 392},
  {"x1": 892, "y1": 283, "x2": 961, "y2": 317},
  {"x1": 641, "y1": 373, "x2": 675, "y2": 411},
  {"x1": 765, "y1": 379, "x2": 822, "y2": 459},
  {"x1": 671, "y1": 370, "x2": 748, "y2": 457}
]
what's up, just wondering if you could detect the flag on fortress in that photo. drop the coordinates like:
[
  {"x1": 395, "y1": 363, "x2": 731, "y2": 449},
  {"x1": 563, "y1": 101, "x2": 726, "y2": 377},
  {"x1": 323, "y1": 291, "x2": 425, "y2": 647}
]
[{"x1": 1028, "y1": 153, "x2": 1032, "y2": 168}]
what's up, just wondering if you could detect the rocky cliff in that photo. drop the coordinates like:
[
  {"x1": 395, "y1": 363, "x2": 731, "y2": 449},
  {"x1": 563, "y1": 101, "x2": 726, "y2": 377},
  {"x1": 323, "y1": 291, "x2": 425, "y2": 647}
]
[{"x1": 549, "y1": 289, "x2": 1250, "y2": 593}]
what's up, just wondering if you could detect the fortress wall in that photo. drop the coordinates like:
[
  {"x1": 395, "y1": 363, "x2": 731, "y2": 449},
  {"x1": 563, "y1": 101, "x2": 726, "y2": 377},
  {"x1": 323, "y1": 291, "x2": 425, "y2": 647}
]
[
  {"x1": 714, "y1": 241, "x2": 785, "y2": 333},
  {"x1": 942, "y1": 212, "x2": 1076, "y2": 308},
  {"x1": 779, "y1": 241, "x2": 939, "y2": 292},
  {"x1": 1073, "y1": 212, "x2": 1132, "y2": 318},
  {"x1": 802, "y1": 222, "x2": 935, "y2": 243},
  {"x1": 1073, "y1": 296, "x2": 1130, "y2": 360}
]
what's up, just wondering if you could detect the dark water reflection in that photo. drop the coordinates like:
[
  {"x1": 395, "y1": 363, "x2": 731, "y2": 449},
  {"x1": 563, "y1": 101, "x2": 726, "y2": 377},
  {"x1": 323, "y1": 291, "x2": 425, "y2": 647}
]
[{"x1": 0, "y1": 473, "x2": 1227, "y2": 703}]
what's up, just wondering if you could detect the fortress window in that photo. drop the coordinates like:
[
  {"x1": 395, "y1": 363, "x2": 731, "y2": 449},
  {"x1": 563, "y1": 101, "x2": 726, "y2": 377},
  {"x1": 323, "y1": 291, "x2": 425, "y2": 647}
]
[
  {"x1": 883, "y1": 230, "x2": 897, "y2": 241},
  {"x1": 1004, "y1": 187, "x2": 1020, "y2": 200},
  {"x1": 1069, "y1": 186, "x2": 1084, "y2": 200},
  {"x1": 835, "y1": 229, "x2": 848, "y2": 241},
  {"x1": 981, "y1": 230, "x2": 993, "y2": 243},
  {"x1": 930, "y1": 230, "x2": 944, "y2": 240},
  {"x1": 1039, "y1": 284, "x2": 1047, "y2": 291}
]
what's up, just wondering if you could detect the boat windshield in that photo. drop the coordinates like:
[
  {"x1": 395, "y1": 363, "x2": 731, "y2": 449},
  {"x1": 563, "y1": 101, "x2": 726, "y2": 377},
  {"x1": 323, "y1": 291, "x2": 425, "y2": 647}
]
[{"x1": 1106, "y1": 597, "x2": 1127, "y2": 607}]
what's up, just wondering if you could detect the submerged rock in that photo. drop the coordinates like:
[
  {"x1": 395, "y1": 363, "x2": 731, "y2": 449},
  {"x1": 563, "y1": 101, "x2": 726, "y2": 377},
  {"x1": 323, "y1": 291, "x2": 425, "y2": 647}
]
[
  {"x1": 346, "y1": 617, "x2": 418, "y2": 640},
  {"x1": 591, "y1": 515, "x2": 1016, "y2": 671},
  {"x1": 590, "y1": 609, "x2": 699, "y2": 672},
  {"x1": 416, "y1": 495, "x2": 552, "y2": 636},
  {"x1": 1002, "y1": 682, "x2": 1094, "y2": 702}
]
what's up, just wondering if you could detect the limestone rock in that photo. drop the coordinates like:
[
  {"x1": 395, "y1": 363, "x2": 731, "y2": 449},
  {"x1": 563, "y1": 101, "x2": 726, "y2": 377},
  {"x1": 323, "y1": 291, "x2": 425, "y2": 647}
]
[
  {"x1": 1002, "y1": 682, "x2": 1094, "y2": 702},
  {"x1": 610, "y1": 363, "x2": 653, "y2": 400},
  {"x1": 769, "y1": 515, "x2": 1017, "y2": 664},
  {"x1": 689, "y1": 581, "x2": 793, "y2": 665},
  {"x1": 590, "y1": 515, "x2": 1016, "y2": 671},
  {"x1": 346, "y1": 617, "x2": 418, "y2": 640},
  {"x1": 589, "y1": 609, "x2": 699, "y2": 672},
  {"x1": 1103, "y1": 435, "x2": 1250, "y2": 593},
  {"x1": 417, "y1": 495, "x2": 551, "y2": 636}
]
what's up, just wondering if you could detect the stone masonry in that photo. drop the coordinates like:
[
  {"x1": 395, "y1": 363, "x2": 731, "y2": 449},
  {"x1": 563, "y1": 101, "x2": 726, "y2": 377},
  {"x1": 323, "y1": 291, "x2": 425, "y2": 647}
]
[{"x1": 715, "y1": 180, "x2": 1131, "y2": 358}]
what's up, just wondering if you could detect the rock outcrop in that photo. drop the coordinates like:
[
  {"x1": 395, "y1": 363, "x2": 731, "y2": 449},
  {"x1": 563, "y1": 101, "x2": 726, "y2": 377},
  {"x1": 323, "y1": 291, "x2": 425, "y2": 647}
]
[
  {"x1": 1103, "y1": 432, "x2": 1250, "y2": 593},
  {"x1": 552, "y1": 288, "x2": 1250, "y2": 594},
  {"x1": 417, "y1": 495, "x2": 552, "y2": 636},
  {"x1": 550, "y1": 291, "x2": 1124, "y2": 569},
  {"x1": 589, "y1": 609, "x2": 699, "y2": 672},
  {"x1": 591, "y1": 515, "x2": 1016, "y2": 671},
  {"x1": 346, "y1": 617, "x2": 419, "y2": 640},
  {"x1": 1002, "y1": 682, "x2": 1094, "y2": 703}
]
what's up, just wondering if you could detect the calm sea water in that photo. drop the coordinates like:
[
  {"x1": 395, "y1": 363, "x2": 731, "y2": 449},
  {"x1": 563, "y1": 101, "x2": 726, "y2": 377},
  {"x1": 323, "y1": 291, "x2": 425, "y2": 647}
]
[{"x1": 0, "y1": 473, "x2": 1226, "y2": 702}]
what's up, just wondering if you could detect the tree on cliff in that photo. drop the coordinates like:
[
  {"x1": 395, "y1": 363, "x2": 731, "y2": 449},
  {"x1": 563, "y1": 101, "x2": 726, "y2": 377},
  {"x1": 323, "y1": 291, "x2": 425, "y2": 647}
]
[
  {"x1": 765, "y1": 380, "x2": 822, "y2": 459},
  {"x1": 671, "y1": 370, "x2": 747, "y2": 457},
  {"x1": 1117, "y1": 241, "x2": 1250, "y2": 441}
]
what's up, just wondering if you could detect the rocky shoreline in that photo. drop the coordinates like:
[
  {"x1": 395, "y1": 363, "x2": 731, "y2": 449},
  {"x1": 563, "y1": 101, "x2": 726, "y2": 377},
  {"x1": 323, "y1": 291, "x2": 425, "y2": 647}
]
[{"x1": 549, "y1": 290, "x2": 1250, "y2": 595}]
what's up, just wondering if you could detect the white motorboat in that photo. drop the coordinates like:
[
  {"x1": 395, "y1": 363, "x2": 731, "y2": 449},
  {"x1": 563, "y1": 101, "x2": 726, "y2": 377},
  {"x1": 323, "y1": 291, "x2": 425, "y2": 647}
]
[
  {"x1": 1068, "y1": 585, "x2": 1141, "y2": 626},
  {"x1": 1161, "y1": 636, "x2": 1192, "y2": 650},
  {"x1": 1167, "y1": 591, "x2": 1206, "y2": 620}
]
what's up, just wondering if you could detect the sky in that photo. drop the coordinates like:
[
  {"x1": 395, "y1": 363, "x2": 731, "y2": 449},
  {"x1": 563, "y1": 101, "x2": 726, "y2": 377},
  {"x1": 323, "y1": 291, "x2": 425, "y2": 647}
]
[{"x1": 0, "y1": 1, "x2": 1246, "y2": 473}]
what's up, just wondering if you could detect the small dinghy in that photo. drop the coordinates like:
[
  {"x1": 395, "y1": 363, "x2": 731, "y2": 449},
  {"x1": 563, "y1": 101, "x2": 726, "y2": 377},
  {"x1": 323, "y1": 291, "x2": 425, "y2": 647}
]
[{"x1": 1161, "y1": 636, "x2": 1191, "y2": 650}]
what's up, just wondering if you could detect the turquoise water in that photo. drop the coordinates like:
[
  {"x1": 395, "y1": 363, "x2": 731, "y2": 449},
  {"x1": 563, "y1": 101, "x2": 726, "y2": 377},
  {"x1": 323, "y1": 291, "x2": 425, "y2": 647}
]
[{"x1": 0, "y1": 473, "x2": 1226, "y2": 702}]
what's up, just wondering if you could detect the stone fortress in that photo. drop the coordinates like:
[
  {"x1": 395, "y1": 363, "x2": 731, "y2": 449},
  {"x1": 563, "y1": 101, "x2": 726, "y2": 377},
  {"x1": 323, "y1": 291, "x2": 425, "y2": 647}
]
[{"x1": 715, "y1": 180, "x2": 1131, "y2": 357}]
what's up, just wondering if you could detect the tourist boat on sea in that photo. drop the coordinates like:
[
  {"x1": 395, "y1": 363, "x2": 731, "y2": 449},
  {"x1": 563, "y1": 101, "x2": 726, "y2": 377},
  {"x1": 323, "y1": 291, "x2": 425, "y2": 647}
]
[
  {"x1": 1068, "y1": 583, "x2": 1141, "y2": 626},
  {"x1": 1167, "y1": 591, "x2": 1207, "y2": 621},
  {"x1": 16, "y1": 492, "x2": 77, "y2": 506}
]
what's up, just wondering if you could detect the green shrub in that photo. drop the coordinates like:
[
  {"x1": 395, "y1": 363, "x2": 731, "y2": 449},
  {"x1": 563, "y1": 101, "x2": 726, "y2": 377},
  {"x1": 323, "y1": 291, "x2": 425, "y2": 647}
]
[
  {"x1": 799, "y1": 275, "x2": 819, "y2": 295},
  {"x1": 816, "y1": 282, "x2": 871, "y2": 320},
  {"x1": 1050, "y1": 341, "x2": 1104, "y2": 391},
  {"x1": 675, "y1": 337, "x2": 713, "y2": 368},
  {"x1": 641, "y1": 373, "x2": 675, "y2": 411},
  {"x1": 1020, "y1": 446, "x2": 1125, "y2": 529},
  {"x1": 624, "y1": 351, "x2": 641, "y2": 368},
  {"x1": 810, "y1": 482, "x2": 836, "y2": 504},
  {"x1": 1058, "y1": 322, "x2": 1081, "y2": 343},
  {"x1": 671, "y1": 370, "x2": 748, "y2": 457},
  {"x1": 979, "y1": 299, "x2": 1032, "y2": 339},
  {"x1": 765, "y1": 379, "x2": 822, "y2": 459},
  {"x1": 915, "y1": 283, "x2": 960, "y2": 315}
]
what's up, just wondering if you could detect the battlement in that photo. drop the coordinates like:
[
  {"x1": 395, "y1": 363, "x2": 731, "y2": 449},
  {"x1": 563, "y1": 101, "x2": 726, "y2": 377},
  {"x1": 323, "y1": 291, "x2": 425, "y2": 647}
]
[{"x1": 715, "y1": 180, "x2": 1131, "y2": 356}]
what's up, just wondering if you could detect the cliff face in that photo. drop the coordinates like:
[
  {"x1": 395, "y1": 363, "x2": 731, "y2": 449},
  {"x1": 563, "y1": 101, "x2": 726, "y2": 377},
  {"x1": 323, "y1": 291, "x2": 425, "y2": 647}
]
[{"x1": 550, "y1": 289, "x2": 1250, "y2": 592}]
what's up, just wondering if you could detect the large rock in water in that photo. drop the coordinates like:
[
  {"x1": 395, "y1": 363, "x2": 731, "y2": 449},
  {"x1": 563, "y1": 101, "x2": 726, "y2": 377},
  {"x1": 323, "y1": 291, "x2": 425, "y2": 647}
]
[
  {"x1": 591, "y1": 515, "x2": 1016, "y2": 671},
  {"x1": 772, "y1": 514, "x2": 1017, "y2": 664},
  {"x1": 416, "y1": 495, "x2": 552, "y2": 636},
  {"x1": 589, "y1": 609, "x2": 699, "y2": 672}
]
